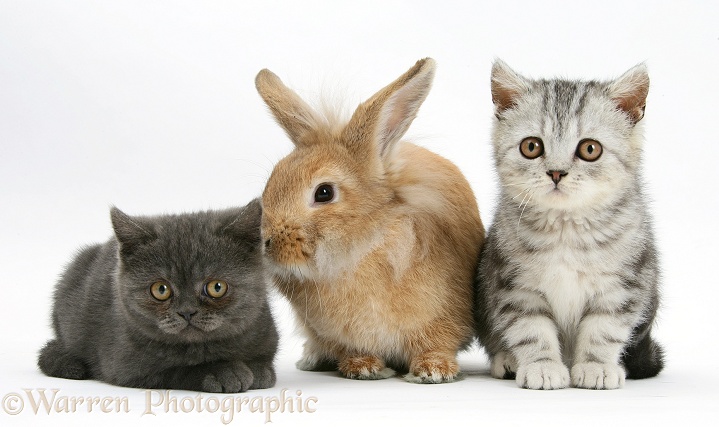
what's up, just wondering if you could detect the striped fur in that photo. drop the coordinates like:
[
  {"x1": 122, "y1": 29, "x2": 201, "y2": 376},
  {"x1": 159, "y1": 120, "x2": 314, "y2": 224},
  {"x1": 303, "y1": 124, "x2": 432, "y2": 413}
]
[{"x1": 475, "y1": 60, "x2": 663, "y2": 390}]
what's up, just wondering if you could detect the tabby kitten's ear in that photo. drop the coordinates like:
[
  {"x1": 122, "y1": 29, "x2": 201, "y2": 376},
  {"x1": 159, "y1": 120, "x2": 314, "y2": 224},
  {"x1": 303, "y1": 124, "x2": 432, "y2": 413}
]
[
  {"x1": 218, "y1": 199, "x2": 262, "y2": 248},
  {"x1": 110, "y1": 207, "x2": 157, "y2": 254},
  {"x1": 490, "y1": 59, "x2": 531, "y2": 116},
  {"x1": 607, "y1": 63, "x2": 649, "y2": 124}
]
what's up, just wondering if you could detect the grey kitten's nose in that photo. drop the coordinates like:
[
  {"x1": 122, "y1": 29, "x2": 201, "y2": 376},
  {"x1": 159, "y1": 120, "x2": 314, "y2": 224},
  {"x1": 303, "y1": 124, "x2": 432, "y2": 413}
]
[
  {"x1": 547, "y1": 170, "x2": 568, "y2": 185},
  {"x1": 178, "y1": 311, "x2": 197, "y2": 322}
]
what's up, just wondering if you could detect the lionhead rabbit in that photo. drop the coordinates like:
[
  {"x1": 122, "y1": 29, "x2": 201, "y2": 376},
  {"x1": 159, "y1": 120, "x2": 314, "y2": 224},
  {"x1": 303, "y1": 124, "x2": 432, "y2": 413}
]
[{"x1": 256, "y1": 58, "x2": 484, "y2": 383}]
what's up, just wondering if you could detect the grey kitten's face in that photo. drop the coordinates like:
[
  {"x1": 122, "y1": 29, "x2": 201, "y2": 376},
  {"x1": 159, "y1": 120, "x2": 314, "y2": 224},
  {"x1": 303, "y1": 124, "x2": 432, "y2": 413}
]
[
  {"x1": 491, "y1": 61, "x2": 648, "y2": 213},
  {"x1": 111, "y1": 201, "x2": 265, "y2": 343}
]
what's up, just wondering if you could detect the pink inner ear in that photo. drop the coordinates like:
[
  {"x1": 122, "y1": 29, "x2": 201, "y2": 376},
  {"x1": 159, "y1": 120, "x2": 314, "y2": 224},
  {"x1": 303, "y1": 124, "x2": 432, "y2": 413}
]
[
  {"x1": 614, "y1": 92, "x2": 647, "y2": 123},
  {"x1": 609, "y1": 65, "x2": 649, "y2": 124},
  {"x1": 492, "y1": 85, "x2": 519, "y2": 113},
  {"x1": 380, "y1": 102, "x2": 409, "y2": 155},
  {"x1": 375, "y1": 77, "x2": 429, "y2": 159}
]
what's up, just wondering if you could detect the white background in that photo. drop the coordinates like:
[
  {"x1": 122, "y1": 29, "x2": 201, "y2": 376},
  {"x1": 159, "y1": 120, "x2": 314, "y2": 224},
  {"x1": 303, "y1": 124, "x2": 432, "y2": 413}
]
[{"x1": 1, "y1": 1, "x2": 718, "y2": 426}]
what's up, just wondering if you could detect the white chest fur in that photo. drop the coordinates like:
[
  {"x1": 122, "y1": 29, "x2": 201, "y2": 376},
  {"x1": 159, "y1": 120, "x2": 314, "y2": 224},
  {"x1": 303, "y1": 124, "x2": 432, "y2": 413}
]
[{"x1": 514, "y1": 214, "x2": 636, "y2": 351}]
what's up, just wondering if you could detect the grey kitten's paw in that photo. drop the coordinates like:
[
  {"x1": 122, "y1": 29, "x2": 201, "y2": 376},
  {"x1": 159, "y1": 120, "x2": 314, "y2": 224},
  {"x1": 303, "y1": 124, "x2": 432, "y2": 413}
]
[
  {"x1": 571, "y1": 363, "x2": 625, "y2": 389},
  {"x1": 516, "y1": 360, "x2": 570, "y2": 390},
  {"x1": 38, "y1": 340, "x2": 89, "y2": 380},
  {"x1": 200, "y1": 361, "x2": 254, "y2": 393},
  {"x1": 247, "y1": 364, "x2": 277, "y2": 390}
]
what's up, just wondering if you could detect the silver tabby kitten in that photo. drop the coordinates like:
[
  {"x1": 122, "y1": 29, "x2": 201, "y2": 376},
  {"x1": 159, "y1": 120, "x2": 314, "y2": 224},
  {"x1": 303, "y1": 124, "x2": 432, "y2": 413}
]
[{"x1": 475, "y1": 60, "x2": 664, "y2": 390}]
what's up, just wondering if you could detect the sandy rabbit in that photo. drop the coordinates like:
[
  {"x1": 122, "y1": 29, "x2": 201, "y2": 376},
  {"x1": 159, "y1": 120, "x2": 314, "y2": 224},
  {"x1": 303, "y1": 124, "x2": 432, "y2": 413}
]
[{"x1": 256, "y1": 58, "x2": 484, "y2": 383}]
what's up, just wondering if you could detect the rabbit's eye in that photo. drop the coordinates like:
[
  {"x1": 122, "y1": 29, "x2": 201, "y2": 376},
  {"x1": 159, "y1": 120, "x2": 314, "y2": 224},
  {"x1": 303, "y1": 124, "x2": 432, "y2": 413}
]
[{"x1": 314, "y1": 184, "x2": 335, "y2": 204}]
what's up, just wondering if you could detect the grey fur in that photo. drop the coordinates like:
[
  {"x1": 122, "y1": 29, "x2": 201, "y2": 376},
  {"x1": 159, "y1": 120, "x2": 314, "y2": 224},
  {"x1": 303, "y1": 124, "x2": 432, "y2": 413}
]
[
  {"x1": 38, "y1": 199, "x2": 278, "y2": 392},
  {"x1": 476, "y1": 60, "x2": 663, "y2": 389}
]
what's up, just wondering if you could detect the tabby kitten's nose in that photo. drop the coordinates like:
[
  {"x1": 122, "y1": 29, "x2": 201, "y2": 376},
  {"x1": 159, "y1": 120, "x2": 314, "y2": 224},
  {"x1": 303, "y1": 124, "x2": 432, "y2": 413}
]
[
  {"x1": 178, "y1": 311, "x2": 197, "y2": 322},
  {"x1": 547, "y1": 170, "x2": 568, "y2": 185}
]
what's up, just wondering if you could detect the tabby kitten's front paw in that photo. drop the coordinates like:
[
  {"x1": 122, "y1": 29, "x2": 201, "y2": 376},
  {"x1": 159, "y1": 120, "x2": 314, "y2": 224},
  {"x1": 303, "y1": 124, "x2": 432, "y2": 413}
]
[
  {"x1": 517, "y1": 361, "x2": 570, "y2": 390},
  {"x1": 571, "y1": 363, "x2": 625, "y2": 389},
  {"x1": 200, "y1": 361, "x2": 254, "y2": 393},
  {"x1": 490, "y1": 352, "x2": 517, "y2": 379}
]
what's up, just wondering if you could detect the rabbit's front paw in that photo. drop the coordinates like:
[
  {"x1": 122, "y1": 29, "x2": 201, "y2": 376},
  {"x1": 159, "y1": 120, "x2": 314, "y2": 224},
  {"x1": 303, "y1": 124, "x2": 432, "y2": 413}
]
[
  {"x1": 338, "y1": 355, "x2": 394, "y2": 380},
  {"x1": 296, "y1": 354, "x2": 337, "y2": 372},
  {"x1": 405, "y1": 352, "x2": 460, "y2": 384}
]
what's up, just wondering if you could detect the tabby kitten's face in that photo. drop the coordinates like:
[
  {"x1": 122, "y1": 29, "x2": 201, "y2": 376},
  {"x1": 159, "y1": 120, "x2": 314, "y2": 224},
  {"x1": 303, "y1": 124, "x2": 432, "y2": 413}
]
[
  {"x1": 111, "y1": 203, "x2": 265, "y2": 343},
  {"x1": 491, "y1": 61, "x2": 649, "y2": 212}
]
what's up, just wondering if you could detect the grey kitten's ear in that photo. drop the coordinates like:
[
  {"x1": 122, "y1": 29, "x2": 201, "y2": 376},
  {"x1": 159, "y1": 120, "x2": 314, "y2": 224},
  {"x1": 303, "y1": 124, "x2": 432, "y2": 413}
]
[
  {"x1": 491, "y1": 59, "x2": 531, "y2": 116},
  {"x1": 219, "y1": 199, "x2": 262, "y2": 247},
  {"x1": 110, "y1": 207, "x2": 157, "y2": 253},
  {"x1": 608, "y1": 63, "x2": 649, "y2": 124}
]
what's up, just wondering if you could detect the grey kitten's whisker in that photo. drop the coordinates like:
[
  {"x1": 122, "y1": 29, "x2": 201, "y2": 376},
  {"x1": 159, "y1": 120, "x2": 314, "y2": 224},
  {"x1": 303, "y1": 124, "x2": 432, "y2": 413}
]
[{"x1": 289, "y1": 262, "x2": 310, "y2": 328}]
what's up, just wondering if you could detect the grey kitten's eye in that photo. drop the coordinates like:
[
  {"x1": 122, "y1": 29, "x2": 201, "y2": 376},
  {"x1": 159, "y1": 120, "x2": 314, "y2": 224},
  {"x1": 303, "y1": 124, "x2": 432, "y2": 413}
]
[
  {"x1": 313, "y1": 183, "x2": 335, "y2": 204},
  {"x1": 519, "y1": 137, "x2": 544, "y2": 159},
  {"x1": 205, "y1": 280, "x2": 228, "y2": 298},
  {"x1": 150, "y1": 281, "x2": 172, "y2": 301},
  {"x1": 576, "y1": 139, "x2": 603, "y2": 162}
]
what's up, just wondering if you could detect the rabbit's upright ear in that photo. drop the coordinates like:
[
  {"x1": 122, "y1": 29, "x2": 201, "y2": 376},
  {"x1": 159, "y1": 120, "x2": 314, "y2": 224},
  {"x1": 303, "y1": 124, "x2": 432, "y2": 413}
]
[
  {"x1": 343, "y1": 58, "x2": 435, "y2": 164},
  {"x1": 256, "y1": 69, "x2": 322, "y2": 147}
]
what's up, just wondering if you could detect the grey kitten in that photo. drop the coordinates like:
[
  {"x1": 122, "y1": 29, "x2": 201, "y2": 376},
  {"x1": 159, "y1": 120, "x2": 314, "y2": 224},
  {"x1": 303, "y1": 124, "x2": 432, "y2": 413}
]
[
  {"x1": 475, "y1": 60, "x2": 664, "y2": 390},
  {"x1": 38, "y1": 199, "x2": 278, "y2": 392}
]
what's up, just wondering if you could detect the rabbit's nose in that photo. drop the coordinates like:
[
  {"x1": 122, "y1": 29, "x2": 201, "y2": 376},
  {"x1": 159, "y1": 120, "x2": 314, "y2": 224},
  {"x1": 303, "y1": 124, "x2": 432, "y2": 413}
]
[{"x1": 264, "y1": 238, "x2": 272, "y2": 250}]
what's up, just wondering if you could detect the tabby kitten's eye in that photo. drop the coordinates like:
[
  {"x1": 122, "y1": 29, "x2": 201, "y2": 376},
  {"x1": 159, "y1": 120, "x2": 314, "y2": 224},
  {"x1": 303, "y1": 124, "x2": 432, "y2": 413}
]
[
  {"x1": 205, "y1": 280, "x2": 228, "y2": 298},
  {"x1": 150, "y1": 281, "x2": 172, "y2": 301},
  {"x1": 519, "y1": 137, "x2": 544, "y2": 159},
  {"x1": 576, "y1": 139, "x2": 603, "y2": 162}
]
